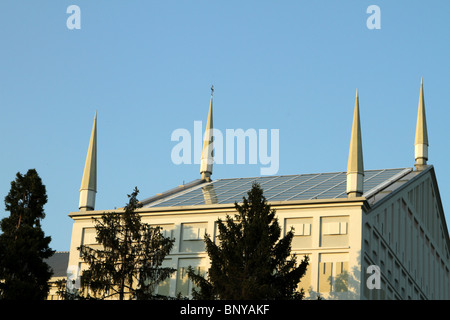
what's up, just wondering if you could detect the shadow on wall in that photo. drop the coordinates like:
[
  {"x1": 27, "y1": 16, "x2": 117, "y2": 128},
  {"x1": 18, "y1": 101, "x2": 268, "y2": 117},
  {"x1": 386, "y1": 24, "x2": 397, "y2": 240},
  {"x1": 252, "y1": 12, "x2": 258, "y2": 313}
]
[{"x1": 306, "y1": 251, "x2": 362, "y2": 300}]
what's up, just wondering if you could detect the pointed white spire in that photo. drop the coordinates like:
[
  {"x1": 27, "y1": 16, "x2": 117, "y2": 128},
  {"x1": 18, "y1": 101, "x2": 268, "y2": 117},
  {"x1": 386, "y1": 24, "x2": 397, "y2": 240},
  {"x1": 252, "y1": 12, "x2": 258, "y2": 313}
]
[
  {"x1": 200, "y1": 86, "x2": 214, "y2": 181},
  {"x1": 347, "y1": 89, "x2": 364, "y2": 198},
  {"x1": 415, "y1": 78, "x2": 429, "y2": 171},
  {"x1": 79, "y1": 112, "x2": 97, "y2": 211}
]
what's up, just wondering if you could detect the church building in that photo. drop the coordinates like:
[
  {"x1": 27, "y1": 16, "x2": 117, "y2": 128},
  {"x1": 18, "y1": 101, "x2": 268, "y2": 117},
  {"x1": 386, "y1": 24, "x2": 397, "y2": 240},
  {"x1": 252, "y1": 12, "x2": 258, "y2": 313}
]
[{"x1": 65, "y1": 79, "x2": 450, "y2": 300}]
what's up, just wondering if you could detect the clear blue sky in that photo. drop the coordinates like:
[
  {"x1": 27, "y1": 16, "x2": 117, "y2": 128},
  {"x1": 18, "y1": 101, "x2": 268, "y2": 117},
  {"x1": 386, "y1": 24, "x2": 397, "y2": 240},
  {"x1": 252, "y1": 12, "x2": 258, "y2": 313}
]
[{"x1": 0, "y1": 1, "x2": 449, "y2": 251}]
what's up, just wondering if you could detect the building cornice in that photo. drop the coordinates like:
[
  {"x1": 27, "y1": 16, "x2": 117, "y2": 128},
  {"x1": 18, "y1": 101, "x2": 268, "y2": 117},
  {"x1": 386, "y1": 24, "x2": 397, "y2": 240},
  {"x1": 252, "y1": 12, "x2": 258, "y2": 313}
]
[{"x1": 69, "y1": 196, "x2": 369, "y2": 220}]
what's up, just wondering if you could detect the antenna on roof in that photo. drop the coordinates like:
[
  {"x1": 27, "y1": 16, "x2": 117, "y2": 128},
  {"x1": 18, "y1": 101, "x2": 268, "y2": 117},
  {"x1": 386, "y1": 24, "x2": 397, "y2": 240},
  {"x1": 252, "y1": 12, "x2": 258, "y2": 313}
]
[{"x1": 211, "y1": 85, "x2": 214, "y2": 97}]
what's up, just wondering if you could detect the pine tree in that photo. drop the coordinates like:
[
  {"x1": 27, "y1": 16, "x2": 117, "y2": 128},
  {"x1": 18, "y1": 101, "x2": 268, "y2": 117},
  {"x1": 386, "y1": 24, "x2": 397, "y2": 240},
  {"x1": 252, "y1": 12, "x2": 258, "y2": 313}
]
[
  {"x1": 188, "y1": 183, "x2": 309, "y2": 300},
  {"x1": 78, "y1": 187, "x2": 176, "y2": 300},
  {"x1": 0, "y1": 169, "x2": 54, "y2": 300}
]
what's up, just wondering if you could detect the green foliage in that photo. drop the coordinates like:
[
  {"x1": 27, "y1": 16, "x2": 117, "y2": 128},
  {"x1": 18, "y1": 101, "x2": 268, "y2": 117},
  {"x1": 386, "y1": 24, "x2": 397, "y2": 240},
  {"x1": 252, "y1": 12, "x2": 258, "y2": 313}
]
[
  {"x1": 0, "y1": 169, "x2": 54, "y2": 300},
  {"x1": 78, "y1": 187, "x2": 176, "y2": 300},
  {"x1": 188, "y1": 183, "x2": 309, "y2": 300},
  {"x1": 55, "y1": 278, "x2": 84, "y2": 300}
]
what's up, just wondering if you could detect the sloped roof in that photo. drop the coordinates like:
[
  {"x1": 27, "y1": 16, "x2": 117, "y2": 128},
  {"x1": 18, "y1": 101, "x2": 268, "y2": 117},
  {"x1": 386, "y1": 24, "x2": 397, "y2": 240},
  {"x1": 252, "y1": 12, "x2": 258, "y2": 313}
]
[
  {"x1": 142, "y1": 168, "x2": 412, "y2": 208},
  {"x1": 46, "y1": 251, "x2": 69, "y2": 278}
]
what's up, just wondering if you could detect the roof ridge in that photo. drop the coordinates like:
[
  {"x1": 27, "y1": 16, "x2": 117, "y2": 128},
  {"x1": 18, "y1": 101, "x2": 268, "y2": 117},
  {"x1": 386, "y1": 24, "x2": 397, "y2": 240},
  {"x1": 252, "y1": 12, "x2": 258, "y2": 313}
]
[{"x1": 209, "y1": 167, "x2": 412, "y2": 182}]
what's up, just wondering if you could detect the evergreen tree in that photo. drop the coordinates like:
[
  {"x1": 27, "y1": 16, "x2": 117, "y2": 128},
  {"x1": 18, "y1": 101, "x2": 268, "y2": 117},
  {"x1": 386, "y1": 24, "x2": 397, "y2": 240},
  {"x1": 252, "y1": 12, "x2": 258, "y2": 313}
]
[
  {"x1": 78, "y1": 187, "x2": 176, "y2": 300},
  {"x1": 188, "y1": 183, "x2": 309, "y2": 300},
  {"x1": 0, "y1": 169, "x2": 54, "y2": 300}
]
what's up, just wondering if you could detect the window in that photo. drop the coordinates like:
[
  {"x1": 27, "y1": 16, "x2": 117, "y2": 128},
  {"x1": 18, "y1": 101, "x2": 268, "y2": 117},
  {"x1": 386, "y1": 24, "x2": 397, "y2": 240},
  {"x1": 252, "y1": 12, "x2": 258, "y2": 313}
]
[
  {"x1": 182, "y1": 226, "x2": 206, "y2": 241},
  {"x1": 320, "y1": 217, "x2": 349, "y2": 248},
  {"x1": 323, "y1": 222, "x2": 347, "y2": 235},
  {"x1": 180, "y1": 223, "x2": 208, "y2": 252},
  {"x1": 82, "y1": 227, "x2": 96, "y2": 245},
  {"x1": 291, "y1": 223, "x2": 311, "y2": 236}
]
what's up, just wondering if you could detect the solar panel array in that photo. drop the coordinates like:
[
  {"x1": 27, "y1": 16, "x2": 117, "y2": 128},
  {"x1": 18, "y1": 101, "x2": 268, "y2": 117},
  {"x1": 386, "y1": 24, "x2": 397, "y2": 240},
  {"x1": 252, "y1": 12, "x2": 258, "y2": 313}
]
[{"x1": 144, "y1": 168, "x2": 410, "y2": 208}]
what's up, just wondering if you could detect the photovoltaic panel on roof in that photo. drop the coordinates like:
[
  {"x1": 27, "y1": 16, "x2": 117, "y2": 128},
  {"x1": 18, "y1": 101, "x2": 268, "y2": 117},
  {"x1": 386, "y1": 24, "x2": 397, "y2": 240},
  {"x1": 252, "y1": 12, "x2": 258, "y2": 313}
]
[{"x1": 144, "y1": 168, "x2": 411, "y2": 208}]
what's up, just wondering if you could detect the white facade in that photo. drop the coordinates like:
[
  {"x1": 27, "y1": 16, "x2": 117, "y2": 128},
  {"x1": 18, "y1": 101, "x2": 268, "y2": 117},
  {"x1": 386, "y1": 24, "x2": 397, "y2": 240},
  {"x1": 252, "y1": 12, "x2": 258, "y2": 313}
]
[
  {"x1": 66, "y1": 81, "x2": 450, "y2": 299},
  {"x1": 67, "y1": 165, "x2": 450, "y2": 300},
  {"x1": 362, "y1": 167, "x2": 450, "y2": 300},
  {"x1": 68, "y1": 196, "x2": 367, "y2": 299}
]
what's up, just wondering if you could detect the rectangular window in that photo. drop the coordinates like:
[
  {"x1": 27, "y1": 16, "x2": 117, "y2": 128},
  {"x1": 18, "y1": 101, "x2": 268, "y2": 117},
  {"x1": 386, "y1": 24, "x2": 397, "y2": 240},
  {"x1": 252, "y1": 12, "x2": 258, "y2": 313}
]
[
  {"x1": 180, "y1": 223, "x2": 208, "y2": 252},
  {"x1": 176, "y1": 258, "x2": 206, "y2": 298},
  {"x1": 82, "y1": 227, "x2": 96, "y2": 245},
  {"x1": 285, "y1": 218, "x2": 313, "y2": 249},
  {"x1": 320, "y1": 216, "x2": 349, "y2": 248},
  {"x1": 323, "y1": 222, "x2": 347, "y2": 235},
  {"x1": 182, "y1": 226, "x2": 206, "y2": 241},
  {"x1": 291, "y1": 223, "x2": 311, "y2": 236}
]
